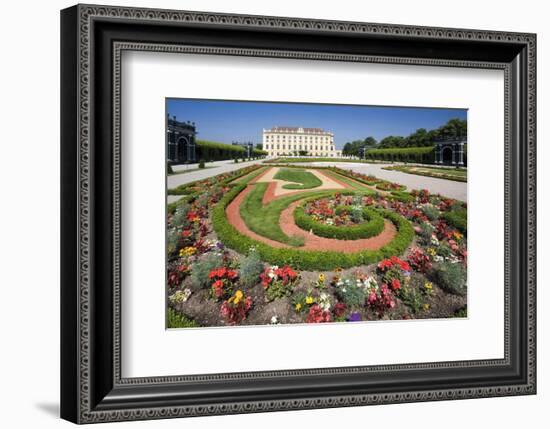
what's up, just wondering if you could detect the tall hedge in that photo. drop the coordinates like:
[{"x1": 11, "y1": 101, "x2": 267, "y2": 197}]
[
  {"x1": 365, "y1": 146, "x2": 435, "y2": 164},
  {"x1": 196, "y1": 140, "x2": 267, "y2": 161}
]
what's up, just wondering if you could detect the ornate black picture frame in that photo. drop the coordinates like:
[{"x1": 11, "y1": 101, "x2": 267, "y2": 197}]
[{"x1": 60, "y1": 4, "x2": 536, "y2": 424}]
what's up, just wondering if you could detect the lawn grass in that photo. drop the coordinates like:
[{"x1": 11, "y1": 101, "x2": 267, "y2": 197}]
[
  {"x1": 383, "y1": 165, "x2": 467, "y2": 182},
  {"x1": 239, "y1": 183, "x2": 321, "y2": 246},
  {"x1": 273, "y1": 168, "x2": 323, "y2": 189}
]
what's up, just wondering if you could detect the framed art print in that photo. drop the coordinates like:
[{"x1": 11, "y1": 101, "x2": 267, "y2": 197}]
[{"x1": 60, "y1": 4, "x2": 536, "y2": 424}]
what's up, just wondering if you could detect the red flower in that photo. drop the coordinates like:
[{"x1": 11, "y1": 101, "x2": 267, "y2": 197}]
[
  {"x1": 306, "y1": 304, "x2": 332, "y2": 323},
  {"x1": 333, "y1": 302, "x2": 347, "y2": 318},
  {"x1": 391, "y1": 278, "x2": 401, "y2": 291}
]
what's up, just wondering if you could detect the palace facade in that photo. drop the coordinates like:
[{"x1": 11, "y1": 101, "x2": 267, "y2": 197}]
[{"x1": 262, "y1": 126, "x2": 342, "y2": 158}]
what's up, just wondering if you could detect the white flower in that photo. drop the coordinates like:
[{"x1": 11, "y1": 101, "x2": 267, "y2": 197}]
[
  {"x1": 319, "y1": 293, "x2": 331, "y2": 311},
  {"x1": 270, "y1": 315, "x2": 279, "y2": 324},
  {"x1": 430, "y1": 235, "x2": 440, "y2": 246},
  {"x1": 169, "y1": 288, "x2": 192, "y2": 304},
  {"x1": 434, "y1": 255, "x2": 444, "y2": 262}
]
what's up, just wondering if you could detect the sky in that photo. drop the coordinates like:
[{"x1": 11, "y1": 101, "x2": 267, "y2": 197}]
[{"x1": 167, "y1": 98, "x2": 467, "y2": 149}]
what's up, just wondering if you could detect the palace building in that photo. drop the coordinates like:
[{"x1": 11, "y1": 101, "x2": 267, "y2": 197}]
[{"x1": 262, "y1": 126, "x2": 342, "y2": 158}]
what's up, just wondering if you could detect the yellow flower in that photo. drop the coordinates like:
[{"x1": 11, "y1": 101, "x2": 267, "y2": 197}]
[
  {"x1": 427, "y1": 247, "x2": 437, "y2": 257},
  {"x1": 295, "y1": 303, "x2": 302, "y2": 311},
  {"x1": 305, "y1": 296, "x2": 314, "y2": 305},
  {"x1": 423, "y1": 303, "x2": 430, "y2": 311},
  {"x1": 233, "y1": 290, "x2": 244, "y2": 305},
  {"x1": 424, "y1": 282, "x2": 433, "y2": 290},
  {"x1": 318, "y1": 273, "x2": 325, "y2": 283},
  {"x1": 179, "y1": 246, "x2": 196, "y2": 257},
  {"x1": 453, "y1": 231, "x2": 463, "y2": 240},
  {"x1": 333, "y1": 267, "x2": 343, "y2": 273}
]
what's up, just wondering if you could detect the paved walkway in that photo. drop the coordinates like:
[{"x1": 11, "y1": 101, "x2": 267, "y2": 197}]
[{"x1": 290, "y1": 162, "x2": 467, "y2": 202}]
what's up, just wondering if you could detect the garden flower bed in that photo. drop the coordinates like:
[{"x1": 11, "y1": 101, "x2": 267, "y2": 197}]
[{"x1": 167, "y1": 165, "x2": 468, "y2": 328}]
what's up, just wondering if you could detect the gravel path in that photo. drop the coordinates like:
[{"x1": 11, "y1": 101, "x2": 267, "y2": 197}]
[{"x1": 291, "y1": 162, "x2": 467, "y2": 202}]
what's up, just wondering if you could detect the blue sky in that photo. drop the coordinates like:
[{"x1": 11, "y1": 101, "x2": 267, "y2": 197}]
[{"x1": 167, "y1": 98, "x2": 467, "y2": 149}]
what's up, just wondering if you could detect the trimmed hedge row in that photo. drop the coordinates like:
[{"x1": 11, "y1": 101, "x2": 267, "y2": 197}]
[
  {"x1": 383, "y1": 165, "x2": 467, "y2": 183},
  {"x1": 365, "y1": 146, "x2": 435, "y2": 164},
  {"x1": 196, "y1": 140, "x2": 267, "y2": 161},
  {"x1": 212, "y1": 184, "x2": 414, "y2": 271},
  {"x1": 294, "y1": 198, "x2": 385, "y2": 240}
]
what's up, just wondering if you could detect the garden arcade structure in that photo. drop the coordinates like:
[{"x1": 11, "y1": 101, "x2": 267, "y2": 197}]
[
  {"x1": 167, "y1": 115, "x2": 197, "y2": 164},
  {"x1": 434, "y1": 138, "x2": 466, "y2": 166}
]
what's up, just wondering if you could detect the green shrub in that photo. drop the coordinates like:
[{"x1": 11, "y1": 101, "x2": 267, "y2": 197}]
[
  {"x1": 389, "y1": 191, "x2": 414, "y2": 203},
  {"x1": 443, "y1": 208, "x2": 467, "y2": 234},
  {"x1": 239, "y1": 247, "x2": 265, "y2": 288},
  {"x1": 167, "y1": 164, "x2": 174, "y2": 174},
  {"x1": 190, "y1": 253, "x2": 223, "y2": 290},
  {"x1": 196, "y1": 140, "x2": 245, "y2": 161},
  {"x1": 365, "y1": 146, "x2": 435, "y2": 164},
  {"x1": 294, "y1": 203, "x2": 384, "y2": 240},
  {"x1": 198, "y1": 159, "x2": 206, "y2": 169},
  {"x1": 431, "y1": 262, "x2": 467, "y2": 295},
  {"x1": 167, "y1": 308, "x2": 200, "y2": 328},
  {"x1": 419, "y1": 221, "x2": 436, "y2": 240},
  {"x1": 398, "y1": 284, "x2": 425, "y2": 314},
  {"x1": 421, "y1": 204, "x2": 440, "y2": 221},
  {"x1": 454, "y1": 306, "x2": 468, "y2": 318},
  {"x1": 335, "y1": 278, "x2": 366, "y2": 307}
]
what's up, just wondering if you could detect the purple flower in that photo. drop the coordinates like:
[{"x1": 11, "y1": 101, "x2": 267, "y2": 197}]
[{"x1": 347, "y1": 312, "x2": 362, "y2": 322}]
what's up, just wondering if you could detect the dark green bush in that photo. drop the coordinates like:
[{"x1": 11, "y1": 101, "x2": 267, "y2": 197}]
[
  {"x1": 167, "y1": 308, "x2": 200, "y2": 328},
  {"x1": 167, "y1": 164, "x2": 174, "y2": 174},
  {"x1": 431, "y1": 262, "x2": 467, "y2": 295},
  {"x1": 443, "y1": 208, "x2": 467, "y2": 234},
  {"x1": 198, "y1": 159, "x2": 205, "y2": 169}
]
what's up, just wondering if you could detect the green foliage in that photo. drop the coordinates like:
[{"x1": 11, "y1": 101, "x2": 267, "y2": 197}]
[
  {"x1": 167, "y1": 308, "x2": 200, "y2": 328},
  {"x1": 365, "y1": 146, "x2": 435, "y2": 164},
  {"x1": 212, "y1": 184, "x2": 414, "y2": 270},
  {"x1": 419, "y1": 221, "x2": 436, "y2": 240},
  {"x1": 443, "y1": 208, "x2": 467, "y2": 234},
  {"x1": 196, "y1": 140, "x2": 245, "y2": 162},
  {"x1": 167, "y1": 164, "x2": 174, "y2": 174},
  {"x1": 383, "y1": 165, "x2": 467, "y2": 182},
  {"x1": 265, "y1": 280, "x2": 295, "y2": 301},
  {"x1": 431, "y1": 262, "x2": 467, "y2": 295},
  {"x1": 335, "y1": 279, "x2": 366, "y2": 307},
  {"x1": 454, "y1": 306, "x2": 468, "y2": 318},
  {"x1": 421, "y1": 204, "x2": 440, "y2": 221},
  {"x1": 190, "y1": 253, "x2": 223, "y2": 290},
  {"x1": 198, "y1": 159, "x2": 205, "y2": 169},
  {"x1": 273, "y1": 168, "x2": 323, "y2": 190},
  {"x1": 398, "y1": 284, "x2": 426, "y2": 314},
  {"x1": 239, "y1": 248, "x2": 265, "y2": 288},
  {"x1": 294, "y1": 203, "x2": 385, "y2": 240},
  {"x1": 389, "y1": 191, "x2": 414, "y2": 203}
]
